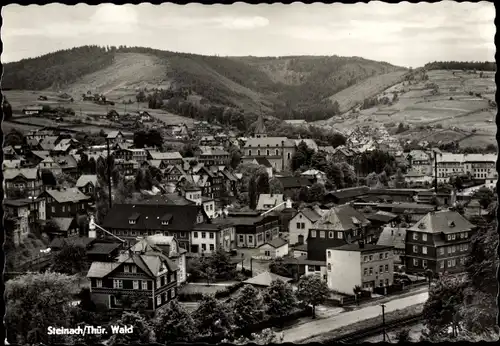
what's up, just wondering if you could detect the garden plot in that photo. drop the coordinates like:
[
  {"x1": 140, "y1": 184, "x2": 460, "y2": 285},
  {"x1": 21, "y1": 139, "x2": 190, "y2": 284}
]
[
  {"x1": 459, "y1": 134, "x2": 497, "y2": 148},
  {"x1": 406, "y1": 99, "x2": 489, "y2": 112},
  {"x1": 397, "y1": 109, "x2": 460, "y2": 124}
]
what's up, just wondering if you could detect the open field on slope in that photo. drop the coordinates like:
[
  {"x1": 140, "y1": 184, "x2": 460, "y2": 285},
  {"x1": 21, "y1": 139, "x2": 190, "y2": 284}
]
[
  {"x1": 3, "y1": 89, "x2": 194, "y2": 131},
  {"x1": 61, "y1": 53, "x2": 171, "y2": 100},
  {"x1": 326, "y1": 70, "x2": 408, "y2": 113},
  {"x1": 318, "y1": 69, "x2": 496, "y2": 148}
]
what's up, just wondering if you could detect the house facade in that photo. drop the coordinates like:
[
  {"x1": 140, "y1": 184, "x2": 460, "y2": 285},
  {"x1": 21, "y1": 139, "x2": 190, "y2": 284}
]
[
  {"x1": 3, "y1": 168, "x2": 43, "y2": 199},
  {"x1": 288, "y1": 207, "x2": 324, "y2": 245},
  {"x1": 258, "y1": 238, "x2": 289, "y2": 258},
  {"x1": 40, "y1": 187, "x2": 91, "y2": 219},
  {"x1": 212, "y1": 212, "x2": 280, "y2": 248},
  {"x1": 405, "y1": 210, "x2": 476, "y2": 275},
  {"x1": 87, "y1": 250, "x2": 178, "y2": 311},
  {"x1": 191, "y1": 224, "x2": 236, "y2": 254},
  {"x1": 326, "y1": 243, "x2": 395, "y2": 295},
  {"x1": 101, "y1": 204, "x2": 209, "y2": 249}
]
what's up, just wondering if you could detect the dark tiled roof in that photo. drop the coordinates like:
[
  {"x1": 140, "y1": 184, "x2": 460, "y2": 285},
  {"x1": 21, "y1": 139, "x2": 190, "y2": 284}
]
[
  {"x1": 293, "y1": 243, "x2": 308, "y2": 252},
  {"x1": 376, "y1": 227, "x2": 406, "y2": 250},
  {"x1": 366, "y1": 189, "x2": 417, "y2": 197},
  {"x1": 261, "y1": 237, "x2": 288, "y2": 248},
  {"x1": 300, "y1": 208, "x2": 323, "y2": 223},
  {"x1": 49, "y1": 236, "x2": 95, "y2": 249},
  {"x1": 255, "y1": 157, "x2": 273, "y2": 168},
  {"x1": 102, "y1": 204, "x2": 205, "y2": 231},
  {"x1": 87, "y1": 242, "x2": 122, "y2": 255},
  {"x1": 276, "y1": 176, "x2": 313, "y2": 189},
  {"x1": 408, "y1": 210, "x2": 475, "y2": 234},
  {"x1": 332, "y1": 243, "x2": 394, "y2": 252},
  {"x1": 326, "y1": 186, "x2": 370, "y2": 200},
  {"x1": 316, "y1": 204, "x2": 370, "y2": 231},
  {"x1": 45, "y1": 188, "x2": 90, "y2": 203}
]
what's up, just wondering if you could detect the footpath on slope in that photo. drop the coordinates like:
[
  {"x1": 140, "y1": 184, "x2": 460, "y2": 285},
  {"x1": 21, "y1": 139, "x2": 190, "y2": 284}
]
[{"x1": 280, "y1": 291, "x2": 429, "y2": 343}]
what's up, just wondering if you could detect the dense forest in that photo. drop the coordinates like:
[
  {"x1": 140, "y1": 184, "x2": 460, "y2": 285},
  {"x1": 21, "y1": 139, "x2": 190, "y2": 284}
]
[
  {"x1": 424, "y1": 61, "x2": 496, "y2": 71},
  {"x1": 2, "y1": 46, "x2": 115, "y2": 90}
]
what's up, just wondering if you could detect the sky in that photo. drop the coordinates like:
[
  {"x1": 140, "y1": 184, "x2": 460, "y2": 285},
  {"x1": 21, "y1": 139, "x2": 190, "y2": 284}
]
[{"x1": 1, "y1": 1, "x2": 496, "y2": 67}]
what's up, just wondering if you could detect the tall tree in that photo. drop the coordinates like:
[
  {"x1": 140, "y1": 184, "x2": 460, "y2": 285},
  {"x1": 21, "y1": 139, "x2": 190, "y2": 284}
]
[
  {"x1": 308, "y1": 183, "x2": 326, "y2": 203},
  {"x1": 297, "y1": 275, "x2": 330, "y2": 319},
  {"x1": 232, "y1": 285, "x2": 266, "y2": 330},
  {"x1": 155, "y1": 300, "x2": 198, "y2": 343},
  {"x1": 291, "y1": 141, "x2": 314, "y2": 171},
  {"x1": 51, "y1": 244, "x2": 87, "y2": 275},
  {"x1": 269, "y1": 177, "x2": 284, "y2": 194},
  {"x1": 256, "y1": 172, "x2": 270, "y2": 195},
  {"x1": 193, "y1": 295, "x2": 234, "y2": 339},
  {"x1": 5, "y1": 272, "x2": 78, "y2": 345},
  {"x1": 108, "y1": 311, "x2": 156, "y2": 346},
  {"x1": 264, "y1": 280, "x2": 297, "y2": 320},
  {"x1": 248, "y1": 176, "x2": 258, "y2": 210},
  {"x1": 326, "y1": 162, "x2": 344, "y2": 189}
]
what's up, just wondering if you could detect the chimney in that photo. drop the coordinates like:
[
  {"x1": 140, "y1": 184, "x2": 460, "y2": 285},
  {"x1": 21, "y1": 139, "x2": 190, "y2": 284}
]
[{"x1": 88, "y1": 215, "x2": 96, "y2": 238}]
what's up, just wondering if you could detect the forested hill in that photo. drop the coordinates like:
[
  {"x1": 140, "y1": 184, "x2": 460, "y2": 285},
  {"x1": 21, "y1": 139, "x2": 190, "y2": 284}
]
[
  {"x1": 424, "y1": 61, "x2": 496, "y2": 71},
  {"x1": 2, "y1": 46, "x2": 115, "y2": 90},
  {"x1": 2, "y1": 45, "x2": 407, "y2": 121}
]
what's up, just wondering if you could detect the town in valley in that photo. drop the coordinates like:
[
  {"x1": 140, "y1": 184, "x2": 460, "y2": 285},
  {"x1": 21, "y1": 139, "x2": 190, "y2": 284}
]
[{"x1": 2, "y1": 2, "x2": 498, "y2": 345}]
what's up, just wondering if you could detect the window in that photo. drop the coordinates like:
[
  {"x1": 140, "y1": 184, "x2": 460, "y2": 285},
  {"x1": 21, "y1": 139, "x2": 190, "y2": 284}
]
[
  {"x1": 51, "y1": 206, "x2": 55, "y2": 213},
  {"x1": 422, "y1": 246, "x2": 427, "y2": 254},
  {"x1": 320, "y1": 231, "x2": 325, "y2": 238},
  {"x1": 379, "y1": 254, "x2": 383, "y2": 260},
  {"x1": 202, "y1": 244, "x2": 207, "y2": 251},
  {"x1": 422, "y1": 234, "x2": 427, "y2": 241},
  {"x1": 379, "y1": 265, "x2": 383, "y2": 273},
  {"x1": 385, "y1": 279, "x2": 389, "y2": 286},
  {"x1": 96, "y1": 279, "x2": 102, "y2": 288},
  {"x1": 308, "y1": 265, "x2": 315, "y2": 272},
  {"x1": 413, "y1": 245, "x2": 418, "y2": 253},
  {"x1": 447, "y1": 235, "x2": 452, "y2": 241},
  {"x1": 209, "y1": 232, "x2": 214, "y2": 239},
  {"x1": 464, "y1": 244, "x2": 468, "y2": 251},
  {"x1": 248, "y1": 236, "x2": 253, "y2": 243},
  {"x1": 327, "y1": 251, "x2": 331, "y2": 258},
  {"x1": 439, "y1": 247, "x2": 444, "y2": 255},
  {"x1": 369, "y1": 255, "x2": 373, "y2": 261},
  {"x1": 447, "y1": 247, "x2": 452, "y2": 254},
  {"x1": 113, "y1": 280, "x2": 123, "y2": 289},
  {"x1": 194, "y1": 232, "x2": 198, "y2": 238},
  {"x1": 364, "y1": 268, "x2": 368, "y2": 276},
  {"x1": 452, "y1": 245, "x2": 456, "y2": 253},
  {"x1": 369, "y1": 267, "x2": 373, "y2": 275},
  {"x1": 170, "y1": 288, "x2": 176, "y2": 298},
  {"x1": 157, "y1": 278, "x2": 161, "y2": 288},
  {"x1": 385, "y1": 253, "x2": 388, "y2": 259},
  {"x1": 311, "y1": 230, "x2": 317, "y2": 238},
  {"x1": 380, "y1": 281, "x2": 384, "y2": 287},
  {"x1": 62, "y1": 205, "x2": 66, "y2": 212},
  {"x1": 142, "y1": 281, "x2": 148, "y2": 290},
  {"x1": 129, "y1": 220, "x2": 136, "y2": 225},
  {"x1": 329, "y1": 231, "x2": 334, "y2": 238},
  {"x1": 296, "y1": 222, "x2": 301, "y2": 229},
  {"x1": 464, "y1": 232, "x2": 468, "y2": 238},
  {"x1": 133, "y1": 280, "x2": 139, "y2": 289},
  {"x1": 276, "y1": 149, "x2": 279, "y2": 155},
  {"x1": 422, "y1": 259, "x2": 427, "y2": 268},
  {"x1": 413, "y1": 232, "x2": 418, "y2": 240},
  {"x1": 440, "y1": 261, "x2": 444, "y2": 269},
  {"x1": 265, "y1": 251, "x2": 271, "y2": 256},
  {"x1": 364, "y1": 256, "x2": 368, "y2": 262},
  {"x1": 447, "y1": 260, "x2": 453, "y2": 267},
  {"x1": 202, "y1": 232, "x2": 206, "y2": 239},
  {"x1": 337, "y1": 232, "x2": 343, "y2": 239},
  {"x1": 413, "y1": 258, "x2": 419, "y2": 266},
  {"x1": 452, "y1": 234, "x2": 456, "y2": 240},
  {"x1": 385, "y1": 264, "x2": 389, "y2": 272},
  {"x1": 327, "y1": 263, "x2": 331, "y2": 271},
  {"x1": 124, "y1": 265, "x2": 129, "y2": 273},
  {"x1": 239, "y1": 235, "x2": 244, "y2": 243},
  {"x1": 210, "y1": 244, "x2": 215, "y2": 251},
  {"x1": 157, "y1": 295, "x2": 161, "y2": 306}
]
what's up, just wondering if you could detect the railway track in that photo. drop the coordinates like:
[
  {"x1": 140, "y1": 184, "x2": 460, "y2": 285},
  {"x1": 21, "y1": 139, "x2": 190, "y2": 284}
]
[{"x1": 331, "y1": 314, "x2": 423, "y2": 343}]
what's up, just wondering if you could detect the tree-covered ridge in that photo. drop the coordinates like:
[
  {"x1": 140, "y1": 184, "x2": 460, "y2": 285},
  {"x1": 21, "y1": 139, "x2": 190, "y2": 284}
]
[
  {"x1": 424, "y1": 61, "x2": 496, "y2": 71},
  {"x1": 2, "y1": 45, "x2": 116, "y2": 90}
]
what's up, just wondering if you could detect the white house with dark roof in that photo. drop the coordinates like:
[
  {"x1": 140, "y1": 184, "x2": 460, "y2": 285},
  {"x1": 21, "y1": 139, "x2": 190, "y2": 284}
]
[
  {"x1": 3, "y1": 167, "x2": 43, "y2": 199},
  {"x1": 86, "y1": 248, "x2": 179, "y2": 311},
  {"x1": 258, "y1": 237, "x2": 288, "y2": 258},
  {"x1": 376, "y1": 226, "x2": 407, "y2": 264},
  {"x1": 288, "y1": 207, "x2": 327, "y2": 245}
]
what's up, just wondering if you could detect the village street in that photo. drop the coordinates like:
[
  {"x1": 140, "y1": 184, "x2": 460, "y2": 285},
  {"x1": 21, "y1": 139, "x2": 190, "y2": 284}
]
[{"x1": 280, "y1": 291, "x2": 429, "y2": 343}]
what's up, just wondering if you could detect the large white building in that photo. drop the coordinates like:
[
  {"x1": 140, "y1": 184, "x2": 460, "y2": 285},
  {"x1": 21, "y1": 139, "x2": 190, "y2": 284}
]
[
  {"x1": 435, "y1": 153, "x2": 465, "y2": 183},
  {"x1": 326, "y1": 243, "x2": 395, "y2": 295},
  {"x1": 463, "y1": 154, "x2": 497, "y2": 186}
]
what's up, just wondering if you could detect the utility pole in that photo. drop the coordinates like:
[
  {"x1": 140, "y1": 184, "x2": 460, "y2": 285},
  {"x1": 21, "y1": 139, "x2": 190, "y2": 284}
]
[
  {"x1": 434, "y1": 150, "x2": 438, "y2": 193},
  {"x1": 106, "y1": 138, "x2": 112, "y2": 209},
  {"x1": 381, "y1": 304, "x2": 387, "y2": 342}
]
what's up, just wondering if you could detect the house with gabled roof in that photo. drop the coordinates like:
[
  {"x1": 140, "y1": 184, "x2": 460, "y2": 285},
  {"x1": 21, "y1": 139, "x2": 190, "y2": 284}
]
[
  {"x1": 405, "y1": 210, "x2": 476, "y2": 275},
  {"x1": 39, "y1": 136, "x2": 60, "y2": 151},
  {"x1": 256, "y1": 194, "x2": 285, "y2": 212},
  {"x1": 307, "y1": 204, "x2": 373, "y2": 261},
  {"x1": 37, "y1": 157, "x2": 63, "y2": 175},
  {"x1": 39, "y1": 187, "x2": 91, "y2": 219},
  {"x1": 377, "y1": 226, "x2": 407, "y2": 264},
  {"x1": 51, "y1": 138, "x2": 80, "y2": 156},
  {"x1": 106, "y1": 130, "x2": 125, "y2": 145},
  {"x1": 87, "y1": 247, "x2": 179, "y2": 311},
  {"x1": 3, "y1": 168, "x2": 43, "y2": 199},
  {"x1": 146, "y1": 151, "x2": 183, "y2": 165},
  {"x1": 258, "y1": 237, "x2": 289, "y2": 258},
  {"x1": 288, "y1": 206, "x2": 327, "y2": 245},
  {"x1": 194, "y1": 146, "x2": 230, "y2": 167},
  {"x1": 76, "y1": 174, "x2": 98, "y2": 196}
]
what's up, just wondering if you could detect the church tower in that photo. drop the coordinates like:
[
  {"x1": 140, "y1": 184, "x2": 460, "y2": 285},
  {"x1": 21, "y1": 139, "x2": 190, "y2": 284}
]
[{"x1": 253, "y1": 114, "x2": 267, "y2": 138}]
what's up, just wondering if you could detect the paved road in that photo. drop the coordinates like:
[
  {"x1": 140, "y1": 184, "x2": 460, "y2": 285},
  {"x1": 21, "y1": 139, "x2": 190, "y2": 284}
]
[{"x1": 281, "y1": 291, "x2": 429, "y2": 343}]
